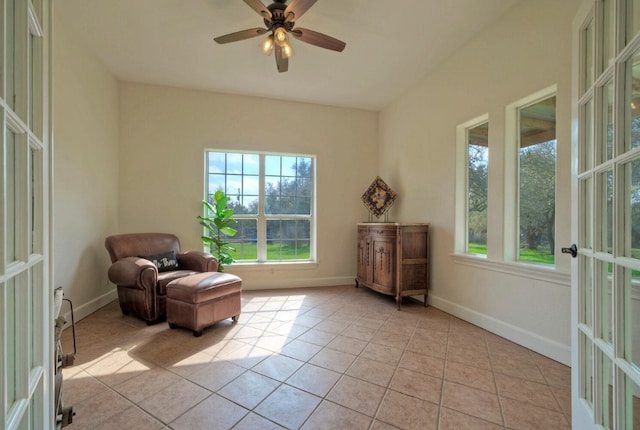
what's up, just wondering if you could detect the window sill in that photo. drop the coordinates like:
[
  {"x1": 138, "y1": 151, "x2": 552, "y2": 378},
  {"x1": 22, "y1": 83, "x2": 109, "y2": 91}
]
[
  {"x1": 449, "y1": 253, "x2": 570, "y2": 287},
  {"x1": 230, "y1": 261, "x2": 319, "y2": 272}
]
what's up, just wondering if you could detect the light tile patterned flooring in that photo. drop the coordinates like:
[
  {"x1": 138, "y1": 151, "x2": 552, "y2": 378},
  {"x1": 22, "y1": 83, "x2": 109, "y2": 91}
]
[{"x1": 60, "y1": 285, "x2": 571, "y2": 430}]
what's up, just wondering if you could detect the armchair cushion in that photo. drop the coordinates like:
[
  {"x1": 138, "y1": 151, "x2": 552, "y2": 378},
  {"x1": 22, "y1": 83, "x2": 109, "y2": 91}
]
[{"x1": 140, "y1": 250, "x2": 179, "y2": 272}]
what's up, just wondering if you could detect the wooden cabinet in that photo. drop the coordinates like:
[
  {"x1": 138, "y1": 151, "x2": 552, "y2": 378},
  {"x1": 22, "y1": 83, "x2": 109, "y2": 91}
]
[{"x1": 356, "y1": 223, "x2": 429, "y2": 309}]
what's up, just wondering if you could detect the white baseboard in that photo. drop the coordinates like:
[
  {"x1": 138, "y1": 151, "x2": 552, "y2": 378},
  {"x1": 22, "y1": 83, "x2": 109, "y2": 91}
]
[
  {"x1": 60, "y1": 289, "x2": 118, "y2": 327},
  {"x1": 430, "y1": 294, "x2": 571, "y2": 366}
]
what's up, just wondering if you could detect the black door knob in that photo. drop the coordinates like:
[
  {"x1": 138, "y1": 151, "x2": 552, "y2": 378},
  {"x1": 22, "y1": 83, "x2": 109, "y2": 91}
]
[{"x1": 561, "y1": 244, "x2": 578, "y2": 258}]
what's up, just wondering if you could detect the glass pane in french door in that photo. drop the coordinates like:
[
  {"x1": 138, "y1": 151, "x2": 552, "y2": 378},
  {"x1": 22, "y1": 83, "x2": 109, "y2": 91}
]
[
  {"x1": 581, "y1": 330, "x2": 595, "y2": 406},
  {"x1": 629, "y1": 51, "x2": 640, "y2": 151},
  {"x1": 599, "y1": 169, "x2": 614, "y2": 254},
  {"x1": 624, "y1": 157, "x2": 640, "y2": 260},
  {"x1": 581, "y1": 255, "x2": 594, "y2": 327},
  {"x1": 599, "y1": 351, "x2": 614, "y2": 428},
  {"x1": 597, "y1": 259, "x2": 614, "y2": 344},
  {"x1": 583, "y1": 97, "x2": 595, "y2": 170},
  {"x1": 603, "y1": 0, "x2": 616, "y2": 70},
  {"x1": 625, "y1": 374, "x2": 640, "y2": 429},
  {"x1": 627, "y1": 0, "x2": 640, "y2": 45},
  {"x1": 623, "y1": 266, "x2": 640, "y2": 370},
  {"x1": 583, "y1": 16, "x2": 595, "y2": 94},
  {"x1": 5, "y1": 278, "x2": 17, "y2": 413},
  {"x1": 603, "y1": 80, "x2": 615, "y2": 162},
  {"x1": 7, "y1": 128, "x2": 16, "y2": 263},
  {"x1": 582, "y1": 176, "x2": 594, "y2": 249}
]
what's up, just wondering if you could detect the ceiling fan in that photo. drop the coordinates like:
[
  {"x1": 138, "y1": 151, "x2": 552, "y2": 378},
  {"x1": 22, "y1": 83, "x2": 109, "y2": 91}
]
[{"x1": 214, "y1": 0, "x2": 346, "y2": 73}]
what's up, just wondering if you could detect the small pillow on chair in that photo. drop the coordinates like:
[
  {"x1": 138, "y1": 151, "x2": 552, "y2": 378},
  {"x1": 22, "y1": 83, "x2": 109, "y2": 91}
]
[{"x1": 139, "y1": 251, "x2": 179, "y2": 272}]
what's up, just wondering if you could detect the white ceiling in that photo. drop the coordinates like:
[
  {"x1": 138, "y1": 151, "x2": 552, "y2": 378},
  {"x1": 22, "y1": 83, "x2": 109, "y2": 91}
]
[{"x1": 55, "y1": 0, "x2": 521, "y2": 111}]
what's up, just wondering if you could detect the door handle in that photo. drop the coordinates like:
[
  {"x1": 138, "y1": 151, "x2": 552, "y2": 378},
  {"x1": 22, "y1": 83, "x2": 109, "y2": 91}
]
[{"x1": 561, "y1": 244, "x2": 578, "y2": 258}]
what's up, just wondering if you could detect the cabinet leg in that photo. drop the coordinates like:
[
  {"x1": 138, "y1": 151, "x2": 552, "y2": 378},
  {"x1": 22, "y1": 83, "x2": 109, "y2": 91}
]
[
  {"x1": 355, "y1": 279, "x2": 359, "y2": 288},
  {"x1": 424, "y1": 294, "x2": 428, "y2": 307},
  {"x1": 396, "y1": 296, "x2": 401, "y2": 311}
]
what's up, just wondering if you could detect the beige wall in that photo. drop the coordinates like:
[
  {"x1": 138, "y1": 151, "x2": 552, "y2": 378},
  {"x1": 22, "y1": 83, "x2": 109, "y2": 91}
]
[
  {"x1": 53, "y1": 10, "x2": 120, "y2": 319},
  {"x1": 117, "y1": 83, "x2": 378, "y2": 289},
  {"x1": 379, "y1": 0, "x2": 581, "y2": 364}
]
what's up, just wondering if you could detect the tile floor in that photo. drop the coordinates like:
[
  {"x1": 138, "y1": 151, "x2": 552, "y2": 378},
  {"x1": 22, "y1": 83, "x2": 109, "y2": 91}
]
[{"x1": 60, "y1": 285, "x2": 571, "y2": 430}]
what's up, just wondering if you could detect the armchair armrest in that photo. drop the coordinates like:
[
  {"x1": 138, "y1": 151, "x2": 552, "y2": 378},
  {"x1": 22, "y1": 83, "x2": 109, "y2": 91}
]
[
  {"x1": 107, "y1": 257, "x2": 158, "y2": 290},
  {"x1": 177, "y1": 251, "x2": 219, "y2": 272}
]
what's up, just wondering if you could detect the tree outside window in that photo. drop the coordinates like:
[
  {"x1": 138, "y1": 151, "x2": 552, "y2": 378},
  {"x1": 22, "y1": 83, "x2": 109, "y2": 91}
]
[
  {"x1": 467, "y1": 122, "x2": 489, "y2": 255},
  {"x1": 518, "y1": 96, "x2": 557, "y2": 265}
]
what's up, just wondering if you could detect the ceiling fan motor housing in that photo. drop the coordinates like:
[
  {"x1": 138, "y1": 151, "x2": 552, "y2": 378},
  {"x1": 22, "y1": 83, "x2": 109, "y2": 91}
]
[{"x1": 265, "y1": 1, "x2": 295, "y2": 31}]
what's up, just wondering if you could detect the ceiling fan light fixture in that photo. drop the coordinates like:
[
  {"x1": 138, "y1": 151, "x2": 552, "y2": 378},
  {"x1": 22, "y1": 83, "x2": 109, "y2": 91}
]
[
  {"x1": 274, "y1": 26, "x2": 288, "y2": 46},
  {"x1": 261, "y1": 34, "x2": 274, "y2": 55},
  {"x1": 282, "y1": 42, "x2": 294, "y2": 58}
]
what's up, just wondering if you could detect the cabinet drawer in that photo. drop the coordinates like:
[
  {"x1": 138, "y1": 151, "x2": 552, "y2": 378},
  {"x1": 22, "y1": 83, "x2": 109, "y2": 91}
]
[{"x1": 358, "y1": 226, "x2": 396, "y2": 238}]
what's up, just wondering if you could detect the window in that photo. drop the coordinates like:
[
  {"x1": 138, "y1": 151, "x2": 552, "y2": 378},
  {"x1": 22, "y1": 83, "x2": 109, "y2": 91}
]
[
  {"x1": 455, "y1": 115, "x2": 489, "y2": 256},
  {"x1": 517, "y1": 94, "x2": 557, "y2": 265},
  {"x1": 454, "y1": 86, "x2": 562, "y2": 278},
  {"x1": 205, "y1": 150, "x2": 315, "y2": 263},
  {"x1": 467, "y1": 122, "x2": 489, "y2": 255}
]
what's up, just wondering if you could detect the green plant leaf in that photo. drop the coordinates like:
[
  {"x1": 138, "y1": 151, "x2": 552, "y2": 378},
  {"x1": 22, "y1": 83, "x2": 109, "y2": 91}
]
[{"x1": 220, "y1": 227, "x2": 237, "y2": 236}]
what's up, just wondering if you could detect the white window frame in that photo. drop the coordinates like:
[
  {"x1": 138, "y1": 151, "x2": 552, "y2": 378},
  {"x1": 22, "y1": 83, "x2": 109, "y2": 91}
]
[
  {"x1": 204, "y1": 149, "x2": 317, "y2": 265},
  {"x1": 504, "y1": 85, "x2": 558, "y2": 265},
  {"x1": 454, "y1": 113, "x2": 489, "y2": 257}
]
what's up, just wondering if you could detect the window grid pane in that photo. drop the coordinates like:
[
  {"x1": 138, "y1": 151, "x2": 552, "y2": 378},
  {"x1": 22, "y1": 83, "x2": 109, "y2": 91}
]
[
  {"x1": 624, "y1": 373, "x2": 640, "y2": 428},
  {"x1": 623, "y1": 267, "x2": 640, "y2": 372},
  {"x1": 597, "y1": 259, "x2": 613, "y2": 345},
  {"x1": 265, "y1": 156, "x2": 312, "y2": 216},
  {"x1": 7, "y1": 0, "x2": 15, "y2": 110},
  {"x1": 5, "y1": 278, "x2": 17, "y2": 413},
  {"x1": 580, "y1": 255, "x2": 594, "y2": 328},
  {"x1": 626, "y1": 0, "x2": 640, "y2": 45},
  {"x1": 582, "y1": 98, "x2": 594, "y2": 172},
  {"x1": 598, "y1": 351, "x2": 614, "y2": 428},
  {"x1": 625, "y1": 157, "x2": 640, "y2": 259},
  {"x1": 583, "y1": 17, "x2": 595, "y2": 95},
  {"x1": 228, "y1": 219, "x2": 257, "y2": 261},
  {"x1": 603, "y1": 79, "x2": 615, "y2": 162},
  {"x1": 29, "y1": 145, "x2": 42, "y2": 255},
  {"x1": 627, "y1": 51, "x2": 640, "y2": 152},
  {"x1": 599, "y1": 169, "x2": 614, "y2": 254},
  {"x1": 266, "y1": 219, "x2": 311, "y2": 261},
  {"x1": 8, "y1": 129, "x2": 17, "y2": 263},
  {"x1": 581, "y1": 176, "x2": 594, "y2": 250},
  {"x1": 602, "y1": 0, "x2": 616, "y2": 71},
  {"x1": 580, "y1": 330, "x2": 594, "y2": 406}
]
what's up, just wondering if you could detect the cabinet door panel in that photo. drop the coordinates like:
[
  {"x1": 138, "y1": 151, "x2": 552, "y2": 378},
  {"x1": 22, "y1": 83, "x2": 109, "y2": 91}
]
[
  {"x1": 371, "y1": 237, "x2": 395, "y2": 291},
  {"x1": 356, "y1": 232, "x2": 369, "y2": 281}
]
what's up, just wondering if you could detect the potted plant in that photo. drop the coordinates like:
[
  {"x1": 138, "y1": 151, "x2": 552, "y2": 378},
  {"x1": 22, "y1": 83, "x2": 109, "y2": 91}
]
[{"x1": 198, "y1": 190, "x2": 237, "y2": 272}]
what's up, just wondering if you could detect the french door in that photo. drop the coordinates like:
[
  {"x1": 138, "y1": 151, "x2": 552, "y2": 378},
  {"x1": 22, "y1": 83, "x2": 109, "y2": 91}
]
[
  {"x1": 573, "y1": 0, "x2": 640, "y2": 428},
  {"x1": 1, "y1": 0, "x2": 52, "y2": 429}
]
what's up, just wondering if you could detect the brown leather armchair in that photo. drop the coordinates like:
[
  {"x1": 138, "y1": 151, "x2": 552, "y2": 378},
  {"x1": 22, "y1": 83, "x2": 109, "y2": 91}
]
[{"x1": 104, "y1": 233, "x2": 218, "y2": 324}]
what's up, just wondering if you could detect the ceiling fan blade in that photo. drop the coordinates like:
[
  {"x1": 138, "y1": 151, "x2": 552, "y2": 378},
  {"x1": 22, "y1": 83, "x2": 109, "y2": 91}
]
[
  {"x1": 284, "y1": 0, "x2": 317, "y2": 22},
  {"x1": 274, "y1": 44, "x2": 289, "y2": 73},
  {"x1": 243, "y1": 0, "x2": 272, "y2": 20},
  {"x1": 214, "y1": 28, "x2": 268, "y2": 44},
  {"x1": 291, "y1": 28, "x2": 346, "y2": 52}
]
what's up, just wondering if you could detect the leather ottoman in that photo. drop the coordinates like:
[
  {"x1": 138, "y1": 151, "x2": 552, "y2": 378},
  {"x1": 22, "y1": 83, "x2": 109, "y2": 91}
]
[{"x1": 166, "y1": 272, "x2": 242, "y2": 337}]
